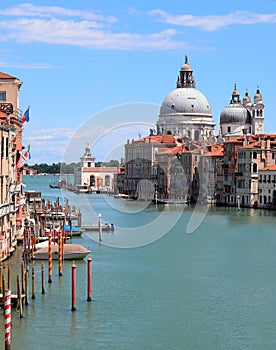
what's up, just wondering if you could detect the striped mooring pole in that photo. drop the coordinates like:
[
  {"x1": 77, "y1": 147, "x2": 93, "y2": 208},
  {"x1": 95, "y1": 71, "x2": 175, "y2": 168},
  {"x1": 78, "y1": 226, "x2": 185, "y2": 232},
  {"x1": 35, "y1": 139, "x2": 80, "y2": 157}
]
[
  {"x1": 4, "y1": 289, "x2": 11, "y2": 350},
  {"x1": 58, "y1": 230, "x2": 63, "y2": 276}
]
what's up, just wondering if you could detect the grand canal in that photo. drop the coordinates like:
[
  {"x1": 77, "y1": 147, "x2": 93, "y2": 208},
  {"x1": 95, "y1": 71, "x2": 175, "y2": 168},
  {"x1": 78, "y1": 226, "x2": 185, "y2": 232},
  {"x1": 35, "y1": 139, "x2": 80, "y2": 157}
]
[{"x1": 1, "y1": 175, "x2": 276, "y2": 349}]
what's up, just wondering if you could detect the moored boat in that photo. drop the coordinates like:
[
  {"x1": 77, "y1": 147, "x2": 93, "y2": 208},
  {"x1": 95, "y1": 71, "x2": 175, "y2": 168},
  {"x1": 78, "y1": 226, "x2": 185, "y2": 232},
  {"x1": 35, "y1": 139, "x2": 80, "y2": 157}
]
[
  {"x1": 32, "y1": 243, "x2": 90, "y2": 260},
  {"x1": 63, "y1": 224, "x2": 83, "y2": 236},
  {"x1": 114, "y1": 193, "x2": 130, "y2": 199}
]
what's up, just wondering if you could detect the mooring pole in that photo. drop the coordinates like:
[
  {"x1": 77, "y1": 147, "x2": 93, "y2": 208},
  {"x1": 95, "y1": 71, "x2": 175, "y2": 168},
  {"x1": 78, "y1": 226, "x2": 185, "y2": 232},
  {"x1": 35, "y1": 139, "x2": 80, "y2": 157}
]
[
  {"x1": 87, "y1": 256, "x2": 92, "y2": 302},
  {"x1": 71, "y1": 261, "x2": 76, "y2": 311}
]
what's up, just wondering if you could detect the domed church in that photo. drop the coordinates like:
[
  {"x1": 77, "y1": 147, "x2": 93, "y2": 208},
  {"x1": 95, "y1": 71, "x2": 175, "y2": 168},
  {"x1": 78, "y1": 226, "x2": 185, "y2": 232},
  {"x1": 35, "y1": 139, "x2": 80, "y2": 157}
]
[
  {"x1": 220, "y1": 84, "x2": 265, "y2": 139},
  {"x1": 156, "y1": 56, "x2": 216, "y2": 142}
]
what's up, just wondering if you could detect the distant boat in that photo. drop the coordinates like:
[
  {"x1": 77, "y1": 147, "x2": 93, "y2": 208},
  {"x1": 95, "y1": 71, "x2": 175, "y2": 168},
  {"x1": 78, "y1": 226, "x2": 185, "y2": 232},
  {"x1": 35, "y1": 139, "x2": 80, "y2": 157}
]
[
  {"x1": 114, "y1": 193, "x2": 130, "y2": 199},
  {"x1": 152, "y1": 198, "x2": 189, "y2": 205},
  {"x1": 82, "y1": 222, "x2": 114, "y2": 232},
  {"x1": 75, "y1": 184, "x2": 90, "y2": 193},
  {"x1": 32, "y1": 243, "x2": 90, "y2": 260},
  {"x1": 63, "y1": 224, "x2": 83, "y2": 236}
]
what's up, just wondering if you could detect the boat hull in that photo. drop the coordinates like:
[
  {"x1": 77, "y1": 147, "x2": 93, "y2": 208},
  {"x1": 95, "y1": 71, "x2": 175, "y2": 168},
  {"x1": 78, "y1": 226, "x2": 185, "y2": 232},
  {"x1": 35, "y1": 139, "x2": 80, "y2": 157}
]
[{"x1": 32, "y1": 243, "x2": 90, "y2": 260}]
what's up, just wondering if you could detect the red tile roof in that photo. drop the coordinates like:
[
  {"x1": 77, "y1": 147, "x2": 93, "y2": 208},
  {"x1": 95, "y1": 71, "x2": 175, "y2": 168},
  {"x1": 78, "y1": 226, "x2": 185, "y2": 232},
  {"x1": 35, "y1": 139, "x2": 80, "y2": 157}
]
[
  {"x1": 158, "y1": 145, "x2": 182, "y2": 155},
  {"x1": 259, "y1": 164, "x2": 276, "y2": 171},
  {"x1": 0, "y1": 72, "x2": 16, "y2": 79},
  {"x1": 204, "y1": 144, "x2": 224, "y2": 157}
]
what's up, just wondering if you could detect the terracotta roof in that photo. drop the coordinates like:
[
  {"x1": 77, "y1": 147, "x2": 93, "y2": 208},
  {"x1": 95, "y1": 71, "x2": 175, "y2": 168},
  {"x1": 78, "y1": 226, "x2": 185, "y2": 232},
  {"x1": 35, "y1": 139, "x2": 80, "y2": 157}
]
[
  {"x1": 0, "y1": 72, "x2": 16, "y2": 79},
  {"x1": 132, "y1": 134, "x2": 176, "y2": 145},
  {"x1": 157, "y1": 145, "x2": 182, "y2": 155},
  {"x1": 224, "y1": 136, "x2": 244, "y2": 143},
  {"x1": 259, "y1": 164, "x2": 276, "y2": 171},
  {"x1": 240, "y1": 141, "x2": 261, "y2": 149},
  {"x1": 83, "y1": 167, "x2": 117, "y2": 172},
  {"x1": 204, "y1": 144, "x2": 224, "y2": 157}
]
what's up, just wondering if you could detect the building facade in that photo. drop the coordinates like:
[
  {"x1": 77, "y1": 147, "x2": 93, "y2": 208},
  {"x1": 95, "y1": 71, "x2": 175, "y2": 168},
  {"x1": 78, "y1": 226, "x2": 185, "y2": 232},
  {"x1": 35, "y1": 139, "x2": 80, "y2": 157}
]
[
  {"x1": 258, "y1": 164, "x2": 276, "y2": 208},
  {"x1": 75, "y1": 144, "x2": 118, "y2": 193},
  {"x1": 0, "y1": 72, "x2": 25, "y2": 261},
  {"x1": 123, "y1": 57, "x2": 273, "y2": 206}
]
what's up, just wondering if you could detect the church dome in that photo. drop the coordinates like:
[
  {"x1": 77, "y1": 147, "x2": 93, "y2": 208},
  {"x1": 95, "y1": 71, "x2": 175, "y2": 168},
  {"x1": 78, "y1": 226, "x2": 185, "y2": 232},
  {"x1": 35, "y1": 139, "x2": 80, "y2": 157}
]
[
  {"x1": 156, "y1": 56, "x2": 215, "y2": 139},
  {"x1": 160, "y1": 87, "x2": 212, "y2": 116},
  {"x1": 220, "y1": 104, "x2": 250, "y2": 123},
  {"x1": 220, "y1": 84, "x2": 251, "y2": 124}
]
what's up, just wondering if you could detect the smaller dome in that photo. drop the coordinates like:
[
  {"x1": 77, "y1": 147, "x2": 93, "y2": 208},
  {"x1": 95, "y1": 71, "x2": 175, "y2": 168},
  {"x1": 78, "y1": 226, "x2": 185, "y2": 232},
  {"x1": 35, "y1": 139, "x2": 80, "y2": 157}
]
[{"x1": 220, "y1": 103, "x2": 251, "y2": 124}]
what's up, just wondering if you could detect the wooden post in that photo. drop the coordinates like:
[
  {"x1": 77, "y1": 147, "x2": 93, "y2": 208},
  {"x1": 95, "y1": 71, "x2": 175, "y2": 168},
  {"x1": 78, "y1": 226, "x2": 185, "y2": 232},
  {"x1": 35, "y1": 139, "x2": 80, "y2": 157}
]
[
  {"x1": 31, "y1": 265, "x2": 36, "y2": 299},
  {"x1": 87, "y1": 256, "x2": 92, "y2": 302},
  {"x1": 2, "y1": 275, "x2": 5, "y2": 305},
  {"x1": 21, "y1": 261, "x2": 25, "y2": 294},
  {"x1": 48, "y1": 235, "x2": 52, "y2": 283},
  {"x1": 41, "y1": 262, "x2": 45, "y2": 294},
  {"x1": 69, "y1": 218, "x2": 72, "y2": 239},
  {"x1": 0, "y1": 264, "x2": 2, "y2": 295},
  {"x1": 31, "y1": 234, "x2": 36, "y2": 259},
  {"x1": 98, "y1": 213, "x2": 102, "y2": 243},
  {"x1": 71, "y1": 262, "x2": 76, "y2": 311},
  {"x1": 17, "y1": 274, "x2": 23, "y2": 318},
  {"x1": 24, "y1": 270, "x2": 28, "y2": 305},
  {"x1": 4, "y1": 289, "x2": 11, "y2": 350},
  {"x1": 7, "y1": 266, "x2": 11, "y2": 291},
  {"x1": 77, "y1": 212, "x2": 82, "y2": 227}
]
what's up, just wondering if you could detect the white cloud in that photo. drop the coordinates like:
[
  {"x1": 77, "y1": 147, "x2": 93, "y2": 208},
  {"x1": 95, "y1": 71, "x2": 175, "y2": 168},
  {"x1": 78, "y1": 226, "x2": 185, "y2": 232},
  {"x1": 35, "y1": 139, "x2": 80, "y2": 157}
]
[
  {"x1": 0, "y1": 4, "x2": 187, "y2": 51},
  {"x1": 0, "y1": 60, "x2": 57, "y2": 69},
  {"x1": 0, "y1": 3, "x2": 117, "y2": 23},
  {"x1": 0, "y1": 18, "x2": 186, "y2": 50},
  {"x1": 23, "y1": 128, "x2": 76, "y2": 163},
  {"x1": 149, "y1": 10, "x2": 276, "y2": 31}
]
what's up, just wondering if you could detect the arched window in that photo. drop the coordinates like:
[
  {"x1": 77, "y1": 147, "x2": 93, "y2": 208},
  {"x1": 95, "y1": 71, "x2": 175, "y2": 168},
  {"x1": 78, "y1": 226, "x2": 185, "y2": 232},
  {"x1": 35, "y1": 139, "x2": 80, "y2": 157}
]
[
  {"x1": 105, "y1": 175, "x2": 110, "y2": 186},
  {"x1": 90, "y1": 175, "x2": 95, "y2": 186},
  {"x1": 194, "y1": 130, "x2": 199, "y2": 141},
  {"x1": 252, "y1": 163, "x2": 258, "y2": 173}
]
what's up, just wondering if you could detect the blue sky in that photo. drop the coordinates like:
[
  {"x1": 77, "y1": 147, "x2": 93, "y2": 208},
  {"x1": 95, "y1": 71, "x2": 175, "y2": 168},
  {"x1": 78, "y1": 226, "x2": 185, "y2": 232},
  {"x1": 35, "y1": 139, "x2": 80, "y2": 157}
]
[{"x1": 1, "y1": 0, "x2": 276, "y2": 164}]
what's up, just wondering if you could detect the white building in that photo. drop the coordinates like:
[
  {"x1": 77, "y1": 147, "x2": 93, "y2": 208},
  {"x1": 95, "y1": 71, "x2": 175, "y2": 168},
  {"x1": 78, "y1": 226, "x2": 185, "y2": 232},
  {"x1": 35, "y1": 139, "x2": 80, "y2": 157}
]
[{"x1": 74, "y1": 144, "x2": 118, "y2": 193}]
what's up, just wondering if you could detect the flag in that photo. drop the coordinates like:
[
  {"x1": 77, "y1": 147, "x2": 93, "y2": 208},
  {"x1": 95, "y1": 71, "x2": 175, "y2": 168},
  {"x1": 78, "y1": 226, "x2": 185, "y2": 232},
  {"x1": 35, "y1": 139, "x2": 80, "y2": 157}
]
[
  {"x1": 22, "y1": 106, "x2": 30, "y2": 123},
  {"x1": 23, "y1": 144, "x2": 31, "y2": 160}
]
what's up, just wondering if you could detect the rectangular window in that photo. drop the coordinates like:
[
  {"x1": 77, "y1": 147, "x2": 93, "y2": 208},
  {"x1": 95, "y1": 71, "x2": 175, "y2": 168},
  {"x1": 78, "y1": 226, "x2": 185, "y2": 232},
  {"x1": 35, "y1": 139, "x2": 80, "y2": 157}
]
[
  {"x1": 5, "y1": 137, "x2": 8, "y2": 158},
  {"x1": 1, "y1": 136, "x2": 4, "y2": 157},
  {"x1": 0, "y1": 91, "x2": 6, "y2": 101}
]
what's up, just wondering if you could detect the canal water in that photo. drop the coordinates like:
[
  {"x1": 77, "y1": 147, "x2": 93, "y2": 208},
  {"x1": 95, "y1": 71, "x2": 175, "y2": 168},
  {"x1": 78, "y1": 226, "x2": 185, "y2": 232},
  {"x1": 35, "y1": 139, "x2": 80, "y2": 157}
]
[{"x1": 1, "y1": 175, "x2": 276, "y2": 349}]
